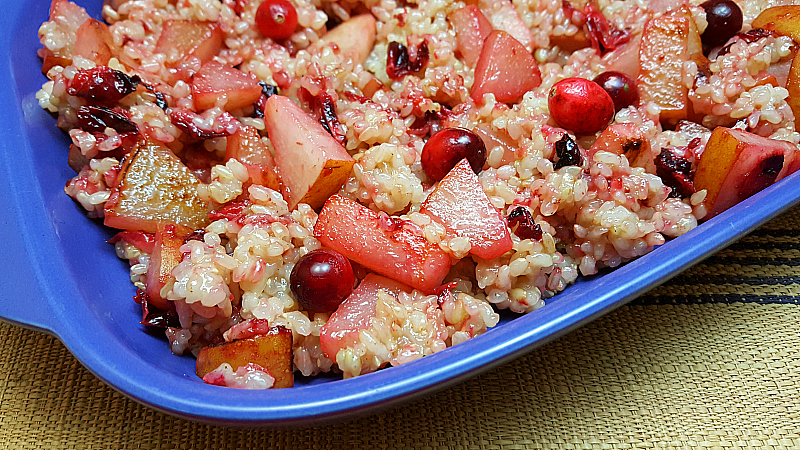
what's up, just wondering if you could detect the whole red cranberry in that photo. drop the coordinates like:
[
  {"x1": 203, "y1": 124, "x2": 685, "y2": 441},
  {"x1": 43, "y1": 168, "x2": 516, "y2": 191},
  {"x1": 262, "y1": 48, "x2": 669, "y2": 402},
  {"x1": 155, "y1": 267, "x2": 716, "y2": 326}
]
[
  {"x1": 593, "y1": 71, "x2": 639, "y2": 112},
  {"x1": 421, "y1": 127, "x2": 487, "y2": 181},
  {"x1": 290, "y1": 249, "x2": 355, "y2": 313},
  {"x1": 548, "y1": 77, "x2": 615, "y2": 135},
  {"x1": 700, "y1": 0, "x2": 743, "y2": 48},
  {"x1": 255, "y1": 0, "x2": 298, "y2": 40}
]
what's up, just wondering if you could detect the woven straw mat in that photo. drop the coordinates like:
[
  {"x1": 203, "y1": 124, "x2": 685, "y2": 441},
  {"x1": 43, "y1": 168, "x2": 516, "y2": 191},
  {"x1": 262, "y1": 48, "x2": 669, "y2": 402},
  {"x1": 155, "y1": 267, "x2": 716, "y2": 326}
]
[{"x1": 2, "y1": 205, "x2": 800, "y2": 450}]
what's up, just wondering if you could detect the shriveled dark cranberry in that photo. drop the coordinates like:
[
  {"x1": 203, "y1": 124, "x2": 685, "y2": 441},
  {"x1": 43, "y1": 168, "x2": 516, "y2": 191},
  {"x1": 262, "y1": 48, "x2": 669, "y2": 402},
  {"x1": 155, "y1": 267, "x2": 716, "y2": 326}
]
[
  {"x1": 251, "y1": 81, "x2": 279, "y2": 118},
  {"x1": 421, "y1": 127, "x2": 487, "y2": 181},
  {"x1": 137, "y1": 289, "x2": 180, "y2": 328},
  {"x1": 386, "y1": 41, "x2": 430, "y2": 80},
  {"x1": 408, "y1": 110, "x2": 444, "y2": 137},
  {"x1": 76, "y1": 105, "x2": 138, "y2": 134},
  {"x1": 299, "y1": 88, "x2": 346, "y2": 144},
  {"x1": 553, "y1": 134, "x2": 583, "y2": 170},
  {"x1": 67, "y1": 66, "x2": 139, "y2": 104},
  {"x1": 508, "y1": 206, "x2": 543, "y2": 241},
  {"x1": 290, "y1": 249, "x2": 355, "y2": 313},
  {"x1": 655, "y1": 148, "x2": 695, "y2": 198},
  {"x1": 740, "y1": 154, "x2": 784, "y2": 199},
  {"x1": 700, "y1": 0, "x2": 743, "y2": 48},
  {"x1": 169, "y1": 108, "x2": 239, "y2": 140},
  {"x1": 593, "y1": 71, "x2": 639, "y2": 111},
  {"x1": 183, "y1": 229, "x2": 207, "y2": 243},
  {"x1": 584, "y1": 4, "x2": 630, "y2": 55}
]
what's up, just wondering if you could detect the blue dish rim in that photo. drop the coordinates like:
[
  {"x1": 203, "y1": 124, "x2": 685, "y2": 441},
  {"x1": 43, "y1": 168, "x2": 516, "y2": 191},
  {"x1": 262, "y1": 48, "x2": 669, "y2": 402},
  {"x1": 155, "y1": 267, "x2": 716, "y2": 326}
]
[{"x1": 2, "y1": 0, "x2": 799, "y2": 427}]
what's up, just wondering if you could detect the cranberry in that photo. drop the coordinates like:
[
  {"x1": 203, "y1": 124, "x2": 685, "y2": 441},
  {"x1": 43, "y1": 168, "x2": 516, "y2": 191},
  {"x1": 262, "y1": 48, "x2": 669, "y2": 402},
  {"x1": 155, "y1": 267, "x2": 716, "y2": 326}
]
[
  {"x1": 507, "y1": 207, "x2": 542, "y2": 241},
  {"x1": 169, "y1": 108, "x2": 239, "y2": 140},
  {"x1": 386, "y1": 41, "x2": 430, "y2": 80},
  {"x1": 67, "y1": 66, "x2": 139, "y2": 104},
  {"x1": 700, "y1": 0, "x2": 742, "y2": 48},
  {"x1": 421, "y1": 127, "x2": 487, "y2": 181},
  {"x1": 76, "y1": 106, "x2": 138, "y2": 134},
  {"x1": 593, "y1": 71, "x2": 639, "y2": 112},
  {"x1": 251, "y1": 81, "x2": 279, "y2": 118},
  {"x1": 299, "y1": 89, "x2": 345, "y2": 144},
  {"x1": 584, "y1": 4, "x2": 630, "y2": 55},
  {"x1": 255, "y1": 0, "x2": 298, "y2": 40},
  {"x1": 289, "y1": 249, "x2": 355, "y2": 313},
  {"x1": 549, "y1": 78, "x2": 614, "y2": 135},
  {"x1": 655, "y1": 148, "x2": 695, "y2": 198},
  {"x1": 553, "y1": 134, "x2": 583, "y2": 170}
]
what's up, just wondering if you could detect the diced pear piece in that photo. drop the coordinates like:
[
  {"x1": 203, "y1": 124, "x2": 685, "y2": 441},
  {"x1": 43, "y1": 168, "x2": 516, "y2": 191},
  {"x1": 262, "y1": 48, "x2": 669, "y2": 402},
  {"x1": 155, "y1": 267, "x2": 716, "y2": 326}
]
[
  {"x1": 752, "y1": 6, "x2": 800, "y2": 43},
  {"x1": 155, "y1": 19, "x2": 223, "y2": 67},
  {"x1": 638, "y1": 7, "x2": 705, "y2": 127},
  {"x1": 225, "y1": 125, "x2": 281, "y2": 191},
  {"x1": 319, "y1": 273, "x2": 411, "y2": 361},
  {"x1": 314, "y1": 194, "x2": 452, "y2": 293},
  {"x1": 695, "y1": 127, "x2": 800, "y2": 217},
  {"x1": 104, "y1": 139, "x2": 213, "y2": 232},
  {"x1": 479, "y1": 0, "x2": 534, "y2": 52},
  {"x1": 74, "y1": 19, "x2": 117, "y2": 65},
  {"x1": 472, "y1": 30, "x2": 541, "y2": 104},
  {"x1": 421, "y1": 159, "x2": 512, "y2": 260},
  {"x1": 448, "y1": 5, "x2": 493, "y2": 67},
  {"x1": 144, "y1": 223, "x2": 187, "y2": 310},
  {"x1": 196, "y1": 326, "x2": 294, "y2": 389},
  {"x1": 785, "y1": 51, "x2": 800, "y2": 130},
  {"x1": 317, "y1": 14, "x2": 376, "y2": 66},
  {"x1": 191, "y1": 61, "x2": 262, "y2": 112},
  {"x1": 263, "y1": 95, "x2": 355, "y2": 210}
]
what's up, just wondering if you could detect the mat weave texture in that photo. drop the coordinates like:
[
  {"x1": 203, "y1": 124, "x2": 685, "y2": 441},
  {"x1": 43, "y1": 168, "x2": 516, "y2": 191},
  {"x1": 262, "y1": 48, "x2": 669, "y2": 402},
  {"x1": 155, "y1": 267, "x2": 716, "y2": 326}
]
[{"x1": 2, "y1": 207, "x2": 800, "y2": 449}]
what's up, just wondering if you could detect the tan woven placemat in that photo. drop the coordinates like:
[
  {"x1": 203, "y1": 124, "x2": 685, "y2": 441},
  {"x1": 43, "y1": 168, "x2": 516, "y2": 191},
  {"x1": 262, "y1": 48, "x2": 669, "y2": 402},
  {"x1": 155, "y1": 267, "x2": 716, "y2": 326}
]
[{"x1": 2, "y1": 207, "x2": 800, "y2": 449}]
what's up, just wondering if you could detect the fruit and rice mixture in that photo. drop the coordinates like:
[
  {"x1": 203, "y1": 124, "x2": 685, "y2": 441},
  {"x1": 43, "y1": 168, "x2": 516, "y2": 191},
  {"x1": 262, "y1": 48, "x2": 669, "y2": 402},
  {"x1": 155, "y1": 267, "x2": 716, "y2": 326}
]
[{"x1": 36, "y1": 0, "x2": 800, "y2": 388}]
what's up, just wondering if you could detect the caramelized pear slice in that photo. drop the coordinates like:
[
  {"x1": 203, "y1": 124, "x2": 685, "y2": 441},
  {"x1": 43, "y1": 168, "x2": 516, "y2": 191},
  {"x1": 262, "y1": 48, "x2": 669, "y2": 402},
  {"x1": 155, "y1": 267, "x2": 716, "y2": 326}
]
[
  {"x1": 196, "y1": 326, "x2": 294, "y2": 389},
  {"x1": 104, "y1": 139, "x2": 213, "y2": 232}
]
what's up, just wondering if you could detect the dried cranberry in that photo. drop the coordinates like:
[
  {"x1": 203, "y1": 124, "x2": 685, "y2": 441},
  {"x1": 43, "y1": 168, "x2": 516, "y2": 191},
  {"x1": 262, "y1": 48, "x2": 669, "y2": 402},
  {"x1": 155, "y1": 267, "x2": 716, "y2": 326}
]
[
  {"x1": 169, "y1": 108, "x2": 239, "y2": 140},
  {"x1": 700, "y1": 0, "x2": 742, "y2": 48},
  {"x1": 584, "y1": 4, "x2": 630, "y2": 55},
  {"x1": 76, "y1": 105, "x2": 138, "y2": 134},
  {"x1": 655, "y1": 148, "x2": 695, "y2": 198},
  {"x1": 299, "y1": 88, "x2": 346, "y2": 144},
  {"x1": 251, "y1": 81, "x2": 279, "y2": 118},
  {"x1": 386, "y1": 41, "x2": 430, "y2": 80},
  {"x1": 553, "y1": 134, "x2": 583, "y2": 170},
  {"x1": 183, "y1": 229, "x2": 207, "y2": 243},
  {"x1": 138, "y1": 289, "x2": 180, "y2": 328},
  {"x1": 421, "y1": 127, "x2": 487, "y2": 181},
  {"x1": 508, "y1": 206, "x2": 543, "y2": 241},
  {"x1": 408, "y1": 110, "x2": 444, "y2": 137},
  {"x1": 67, "y1": 66, "x2": 139, "y2": 104},
  {"x1": 289, "y1": 249, "x2": 355, "y2": 313}
]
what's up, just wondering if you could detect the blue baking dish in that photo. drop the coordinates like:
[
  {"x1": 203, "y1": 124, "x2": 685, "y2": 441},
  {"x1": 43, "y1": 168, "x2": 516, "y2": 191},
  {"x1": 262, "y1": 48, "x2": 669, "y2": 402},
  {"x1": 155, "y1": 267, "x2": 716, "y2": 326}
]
[{"x1": 2, "y1": 0, "x2": 799, "y2": 427}]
